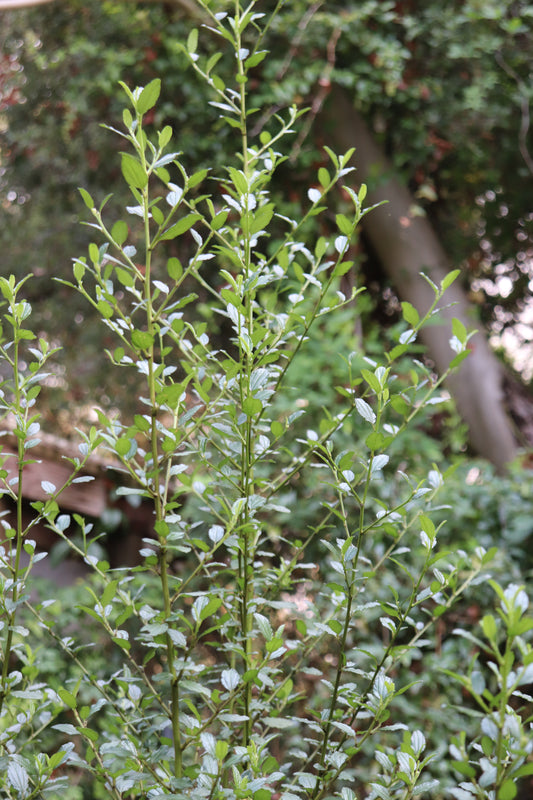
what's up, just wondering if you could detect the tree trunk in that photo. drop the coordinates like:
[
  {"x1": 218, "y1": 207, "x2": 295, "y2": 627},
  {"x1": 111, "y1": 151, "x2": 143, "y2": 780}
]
[{"x1": 321, "y1": 85, "x2": 517, "y2": 471}]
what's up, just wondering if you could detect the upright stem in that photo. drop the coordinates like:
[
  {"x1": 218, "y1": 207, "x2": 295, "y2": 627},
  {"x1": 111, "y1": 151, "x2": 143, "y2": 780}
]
[
  {"x1": 137, "y1": 117, "x2": 182, "y2": 776},
  {"x1": 0, "y1": 328, "x2": 24, "y2": 717},
  {"x1": 236, "y1": 0, "x2": 254, "y2": 747}
]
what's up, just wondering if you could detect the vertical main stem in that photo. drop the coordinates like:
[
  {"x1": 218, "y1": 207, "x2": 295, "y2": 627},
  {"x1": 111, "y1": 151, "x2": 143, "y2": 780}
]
[
  {"x1": 0, "y1": 332, "x2": 24, "y2": 718},
  {"x1": 236, "y1": 0, "x2": 254, "y2": 748},
  {"x1": 138, "y1": 127, "x2": 182, "y2": 776}
]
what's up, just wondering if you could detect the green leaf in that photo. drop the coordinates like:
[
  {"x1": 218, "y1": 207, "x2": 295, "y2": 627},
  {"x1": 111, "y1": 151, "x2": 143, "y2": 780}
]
[
  {"x1": 154, "y1": 519, "x2": 170, "y2": 538},
  {"x1": 121, "y1": 153, "x2": 148, "y2": 190},
  {"x1": 199, "y1": 596, "x2": 223, "y2": 622},
  {"x1": 318, "y1": 167, "x2": 330, "y2": 188},
  {"x1": 48, "y1": 748, "x2": 70, "y2": 769},
  {"x1": 390, "y1": 395, "x2": 410, "y2": 416},
  {"x1": 333, "y1": 260, "x2": 353, "y2": 277},
  {"x1": 324, "y1": 145, "x2": 339, "y2": 169},
  {"x1": 78, "y1": 187, "x2": 94, "y2": 209},
  {"x1": 112, "y1": 220, "x2": 128, "y2": 246},
  {"x1": 228, "y1": 167, "x2": 248, "y2": 195},
  {"x1": 101, "y1": 580, "x2": 118, "y2": 607},
  {"x1": 131, "y1": 330, "x2": 154, "y2": 350},
  {"x1": 451, "y1": 761, "x2": 476, "y2": 778},
  {"x1": 221, "y1": 288, "x2": 246, "y2": 313},
  {"x1": 265, "y1": 636, "x2": 284, "y2": 655},
  {"x1": 481, "y1": 735, "x2": 493, "y2": 757},
  {"x1": 499, "y1": 780, "x2": 518, "y2": 800},
  {"x1": 117, "y1": 607, "x2": 133, "y2": 627},
  {"x1": 449, "y1": 351, "x2": 470, "y2": 369},
  {"x1": 215, "y1": 740, "x2": 229, "y2": 760},
  {"x1": 58, "y1": 688, "x2": 77, "y2": 710},
  {"x1": 212, "y1": 210, "x2": 229, "y2": 230},
  {"x1": 243, "y1": 397, "x2": 262, "y2": 416},
  {"x1": 245, "y1": 50, "x2": 267, "y2": 69},
  {"x1": 74, "y1": 261, "x2": 86, "y2": 282},
  {"x1": 315, "y1": 237, "x2": 327, "y2": 259},
  {"x1": 188, "y1": 168, "x2": 208, "y2": 189},
  {"x1": 336, "y1": 213, "x2": 353, "y2": 236},
  {"x1": 158, "y1": 125, "x2": 173, "y2": 149},
  {"x1": 278, "y1": 247, "x2": 289, "y2": 269},
  {"x1": 79, "y1": 725, "x2": 99, "y2": 742},
  {"x1": 187, "y1": 28, "x2": 198, "y2": 54},
  {"x1": 361, "y1": 368, "x2": 382, "y2": 393},
  {"x1": 167, "y1": 257, "x2": 183, "y2": 280},
  {"x1": 116, "y1": 437, "x2": 132, "y2": 457},
  {"x1": 97, "y1": 300, "x2": 113, "y2": 319},
  {"x1": 387, "y1": 343, "x2": 409, "y2": 361},
  {"x1": 89, "y1": 243, "x2": 100, "y2": 265},
  {"x1": 210, "y1": 72, "x2": 225, "y2": 92},
  {"x1": 112, "y1": 636, "x2": 131, "y2": 651},
  {"x1": 293, "y1": 262, "x2": 305, "y2": 283},
  {"x1": 277, "y1": 681, "x2": 293, "y2": 702},
  {"x1": 452, "y1": 317, "x2": 467, "y2": 343},
  {"x1": 206, "y1": 52, "x2": 223, "y2": 74},
  {"x1": 152, "y1": 205, "x2": 164, "y2": 225},
  {"x1": 156, "y1": 166, "x2": 170, "y2": 183},
  {"x1": 480, "y1": 614, "x2": 497, "y2": 641},
  {"x1": 271, "y1": 420, "x2": 283, "y2": 438},
  {"x1": 337, "y1": 452, "x2": 355, "y2": 470},
  {"x1": 441, "y1": 269, "x2": 461, "y2": 291},
  {"x1": 482, "y1": 547, "x2": 498, "y2": 565},
  {"x1": 419, "y1": 514, "x2": 435, "y2": 537},
  {"x1": 514, "y1": 764, "x2": 533, "y2": 779},
  {"x1": 115, "y1": 267, "x2": 134, "y2": 288},
  {"x1": 0, "y1": 276, "x2": 13, "y2": 301},
  {"x1": 137, "y1": 78, "x2": 161, "y2": 115},
  {"x1": 328, "y1": 619, "x2": 343, "y2": 635},
  {"x1": 249, "y1": 203, "x2": 274, "y2": 234},
  {"x1": 401, "y1": 301, "x2": 419, "y2": 327},
  {"x1": 366, "y1": 431, "x2": 385, "y2": 450},
  {"x1": 160, "y1": 213, "x2": 201, "y2": 241}
]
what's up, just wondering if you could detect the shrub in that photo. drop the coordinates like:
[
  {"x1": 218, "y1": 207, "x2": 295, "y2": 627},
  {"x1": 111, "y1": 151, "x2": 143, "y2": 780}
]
[{"x1": 1, "y1": 3, "x2": 532, "y2": 798}]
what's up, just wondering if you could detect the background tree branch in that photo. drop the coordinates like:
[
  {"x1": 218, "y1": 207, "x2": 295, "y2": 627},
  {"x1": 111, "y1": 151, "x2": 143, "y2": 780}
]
[{"x1": 320, "y1": 85, "x2": 518, "y2": 471}]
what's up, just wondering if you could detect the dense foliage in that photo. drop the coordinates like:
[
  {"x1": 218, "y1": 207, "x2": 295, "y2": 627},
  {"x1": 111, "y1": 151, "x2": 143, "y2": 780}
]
[{"x1": 2, "y1": 4, "x2": 532, "y2": 798}]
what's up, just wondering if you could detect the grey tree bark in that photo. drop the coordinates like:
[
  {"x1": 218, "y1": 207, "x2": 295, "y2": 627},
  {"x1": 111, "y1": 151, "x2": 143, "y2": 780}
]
[{"x1": 321, "y1": 85, "x2": 517, "y2": 471}]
